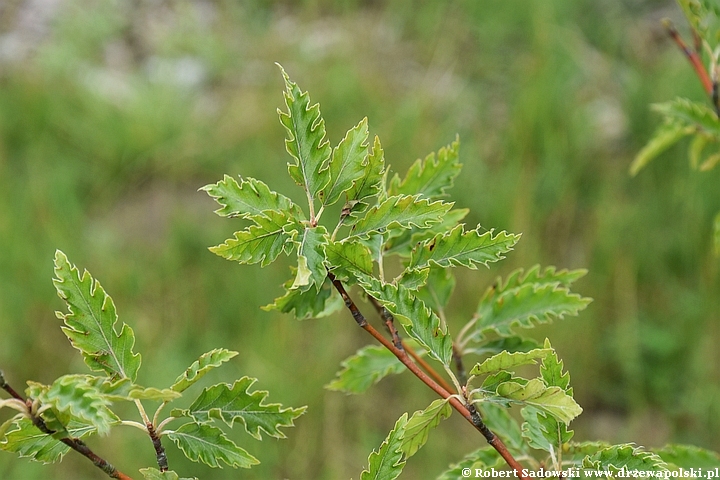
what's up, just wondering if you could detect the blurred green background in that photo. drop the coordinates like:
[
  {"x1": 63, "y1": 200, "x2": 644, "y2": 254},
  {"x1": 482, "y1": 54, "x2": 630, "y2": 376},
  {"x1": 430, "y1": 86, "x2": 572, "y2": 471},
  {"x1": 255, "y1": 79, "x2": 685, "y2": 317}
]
[{"x1": 1, "y1": 0, "x2": 719, "y2": 478}]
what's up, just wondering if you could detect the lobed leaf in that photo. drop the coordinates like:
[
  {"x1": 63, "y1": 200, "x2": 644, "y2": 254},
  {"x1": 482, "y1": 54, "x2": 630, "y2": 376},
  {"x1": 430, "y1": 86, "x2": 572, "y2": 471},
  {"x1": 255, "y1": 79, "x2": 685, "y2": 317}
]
[
  {"x1": 344, "y1": 135, "x2": 386, "y2": 222},
  {"x1": 469, "y1": 348, "x2": 552, "y2": 377},
  {"x1": 540, "y1": 340, "x2": 572, "y2": 393},
  {"x1": 171, "y1": 349, "x2": 239, "y2": 393},
  {"x1": 53, "y1": 251, "x2": 141, "y2": 382},
  {"x1": 653, "y1": 444, "x2": 720, "y2": 469},
  {"x1": 128, "y1": 386, "x2": 182, "y2": 402},
  {"x1": 322, "y1": 117, "x2": 369, "y2": 206},
  {"x1": 350, "y1": 194, "x2": 453, "y2": 240},
  {"x1": 389, "y1": 136, "x2": 462, "y2": 199},
  {"x1": 166, "y1": 422, "x2": 258, "y2": 469},
  {"x1": 263, "y1": 276, "x2": 343, "y2": 320},
  {"x1": 495, "y1": 378, "x2": 582, "y2": 424},
  {"x1": 581, "y1": 444, "x2": 667, "y2": 474},
  {"x1": 395, "y1": 268, "x2": 430, "y2": 291},
  {"x1": 277, "y1": 65, "x2": 331, "y2": 200},
  {"x1": 0, "y1": 418, "x2": 95, "y2": 464},
  {"x1": 384, "y1": 208, "x2": 469, "y2": 257},
  {"x1": 41, "y1": 375, "x2": 117, "y2": 436},
  {"x1": 326, "y1": 345, "x2": 406, "y2": 394},
  {"x1": 409, "y1": 225, "x2": 519, "y2": 271},
  {"x1": 291, "y1": 226, "x2": 328, "y2": 290},
  {"x1": 521, "y1": 407, "x2": 573, "y2": 453},
  {"x1": 177, "y1": 378, "x2": 306, "y2": 439},
  {"x1": 325, "y1": 239, "x2": 374, "y2": 285},
  {"x1": 401, "y1": 398, "x2": 452, "y2": 459},
  {"x1": 360, "y1": 413, "x2": 408, "y2": 480}
]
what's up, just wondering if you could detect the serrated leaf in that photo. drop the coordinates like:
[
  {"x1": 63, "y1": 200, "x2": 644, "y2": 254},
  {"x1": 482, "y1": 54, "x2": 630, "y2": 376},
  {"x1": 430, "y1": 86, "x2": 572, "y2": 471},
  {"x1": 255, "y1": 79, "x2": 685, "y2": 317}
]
[
  {"x1": 41, "y1": 375, "x2": 116, "y2": 436},
  {"x1": 653, "y1": 444, "x2": 720, "y2": 469},
  {"x1": 263, "y1": 275, "x2": 343, "y2": 319},
  {"x1": 401, "y1": 398, "x2": 452, "y2": 458},
  {"x1": 171, "y1": 349, "x2": 239, "y2": 393},
  {"x1": 521, "y1": 407, "x2": 573, "y2": 453},
  {"x1": 325, "y1": 239, "x2": 374, "y2": 285},
  {"x1": 139, "y1": 468, "x2": 198, "y2": 480},
  {"x1": 350, "y1": 195, "x2": 453, "y2": 239},
  {"x1": 479, "y1": 371, "x2": 518, "y2": 395},
  {"x1": 469, "y1": 348, "x2": 551, "y2": 376},
  {"x1": 53, "y1": 251, "x2": 141, "y2": 382},
  {"x1": 495, "y1": 379, "x2": 582, "y2": 424},
  {"x1": 653, "y1": 99, "x2": 720, "y2": 135},
  {"x1": 436, "y1": 447, "x2": 501, "y2": 480},
  {"x1": 344, "y1": 135, "x2": 386, "y2": 222},
  {"x1": 389, "y1": 136, "x2": 462, "y2": 199},
  {"x1": 475, "y1": 282, "x2": 591, "y2": 338},
  {"x1": 326, "y1": 345, "x2": 406, "y2": 394},
  {"x1": 384, "y1": 208, "x2": 469, "y2": 257},
  {"x1": 395, "y1": 268, "x2": 429, "y2": 291},
  {"x1": 478, "y1": 403, "x2": 525, "y2": 453},
  {"x1": 360, "y1": 413, "x2": 408, "y2": 480},
  {"x1": 166, "y1": 422, "x2": 258, "y2": 469},
  {"x1": 201, "y1": 175, "x2": 304, "y2": 222},
  {"x1": 292, "y1": 226, "x2": 328, "y2": 290},
  {"x1": 357, "y1": 273, "x2": 453, "y2": 366},
  {"x1": 210, "y1": 210, "x2": 294, "y2": 267},
  {"x1": 630, "y1": 122, "x2": 692, "y2": 176},
  {"x1": 180, "y1": 378, "x2": 306, "y2": 440},
  {"x1": 562, "y1": 441, "x2": 612, "y2": 461},
  {"x1": 277, "y1": 65, "x2": 331, "y2": 200},
  {"x1": 498, "y1": 265, "x2": 588, "y2": 291},
  {"x1": 322, "y1": 118, "x2": 369, "y2": 206},
  {"x1": 0, "y1": 418, "x2": 95, "y2": 464},
  {"x1": 582, "y1": 444, "x2": 667, "y2": 475},
  {"x1": 416, "y1": 267, "x2": 456, "y2": 311},
  {"x1": 409, "y1": 225, "x2": 519, "y2": 271},
  {"x1": 540, "y1": 341, "x2": 571, "y2": 392},
  {"x1": 128, "y1": 386, "x2": 182, "y2": 402}
]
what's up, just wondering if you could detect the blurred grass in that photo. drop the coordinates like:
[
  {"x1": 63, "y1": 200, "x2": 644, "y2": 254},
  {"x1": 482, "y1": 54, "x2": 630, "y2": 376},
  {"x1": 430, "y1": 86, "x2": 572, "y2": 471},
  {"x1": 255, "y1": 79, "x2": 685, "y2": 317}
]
[{"x1": 0, "y1": 0, "x2": 719, "y2": 478}]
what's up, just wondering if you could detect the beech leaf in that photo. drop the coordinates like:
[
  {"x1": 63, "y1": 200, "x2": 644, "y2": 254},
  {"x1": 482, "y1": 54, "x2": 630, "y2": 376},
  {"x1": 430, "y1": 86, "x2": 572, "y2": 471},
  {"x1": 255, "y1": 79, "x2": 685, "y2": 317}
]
[
  {"x1": 360, "y1": 413, "x2": 408, "y2": 480},
  {"x1": 171, "y1": 349, "x2": 239, "y2": 393},
  {"x1": 166, "y1": 422, "x2": 259, "y2": 469}
]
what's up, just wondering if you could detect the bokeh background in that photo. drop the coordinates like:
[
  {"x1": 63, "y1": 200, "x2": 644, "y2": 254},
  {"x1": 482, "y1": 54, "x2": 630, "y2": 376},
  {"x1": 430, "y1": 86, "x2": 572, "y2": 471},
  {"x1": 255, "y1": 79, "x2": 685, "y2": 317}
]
[{"x1": 1, "y1": 0, "x2": 719, "y2": 478}]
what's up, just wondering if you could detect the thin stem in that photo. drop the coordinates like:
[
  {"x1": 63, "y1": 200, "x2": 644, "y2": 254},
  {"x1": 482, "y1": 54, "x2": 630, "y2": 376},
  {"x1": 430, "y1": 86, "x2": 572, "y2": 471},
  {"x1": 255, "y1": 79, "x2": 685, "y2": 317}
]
[
  {"x1": 327, "y1": 275, "x2": 528, "y2": 480},
  {"x1": 146, "y1": 422, "x2": 169, "y2": 472},
  {"x1": 404, "y1": 341, "x2": 456, "y2": 394},
  {"x1": 119, "y1": 420, "x2": 148, "y2": 431},
  {"x1": 663, "y1": 19, "x2": 713, "y2": 95},
  {"x1": 0, "y1": 372, "x2": 133, "y2": 480}
]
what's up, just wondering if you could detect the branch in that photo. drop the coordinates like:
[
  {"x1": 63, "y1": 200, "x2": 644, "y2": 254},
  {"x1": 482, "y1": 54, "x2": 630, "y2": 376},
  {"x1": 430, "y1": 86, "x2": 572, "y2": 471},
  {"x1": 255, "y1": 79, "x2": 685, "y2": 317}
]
[
  {"x1": 663, "y1": 19, "x2": 713, "y2": 96},
  {"x1": 146, "y1": 422, "x2": 168, "y2": 472},
  {"x1": 327, "y1": 274, "x2": 528, "y2": 480},
  {"x1": 0, "y1": 371, "x2": 134, "y2": 480}
]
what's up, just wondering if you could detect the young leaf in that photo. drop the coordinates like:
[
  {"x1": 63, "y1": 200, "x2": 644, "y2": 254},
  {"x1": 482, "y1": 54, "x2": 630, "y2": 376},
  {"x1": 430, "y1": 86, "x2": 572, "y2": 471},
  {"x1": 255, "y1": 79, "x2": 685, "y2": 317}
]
[
  {"x1": 201, "y1": 175, "x2": 304, "y2": 222},
  {"x1": 171, "y1": 349, "x2": 239, "y2": 393},
  {"x1": 209, "y1": 210, "x2": 295, "y2": 267},
  {"x1": 357, "y1": 273, "x2": 453, "y2": 366},
  {"x1": 291, "y1": 226, "x2": 328, "y2": 290},
  {"x1": 177, "y1": 378, "x2": 306, "y2": 440},
  {"x1": 277, "y1": 65, "x2": 331, "y2": 201},
  {"x1": 475, "y1": 282, "x2": 591, "y2": 338},
  {"x1": 128, "y1": 387, "x2": 182, "y2": 402},
  {"x1": 263, "y1": 276, "x2": 343, "y2": 320},
  {"x1": 389, "y1": 136, "x2": 462, "y2": 199},
  {"x1": 0, "y1": 418, "x2": 95, "y2": 464},
  {"x1": 401, "y1": 398, "x2": 452, "y2": 459},
  {"x1": 653, "y1": 98, "x2": 720, "y2": 135},
  {"x1": 409, "y1": 225, "x2": 519, "y2": 271},
  {"x1": 326, "y1": 345, "x2": 406, "y2": 394},
  {"x1": 521, "y1": 407, "x2": 573, "y2": 453},
  {"x1": 653, "y1": 444, "x2": 720, "y2": 469},
  {"x1": 41, "y1": 375, "x2": 117, "y2": 436},
  {"x1": 581, "y1": 444, "x2": 667, "y2": 474},
  {"x1": 166, "y1": 422, "x2": 259, "y2": 469},
  {"x1": 139, "y1": 468, "x2": 198, "y2": 480},
  {"x1": 325, "y1": 239, "x2": 374, "y2": 285},
  {"x1": 360, "y1": 413, "x2": 408, "y2": 480},
  {"x1": 469, "y1": 348, "x2": 551, "y2": 377},
  {"x1": 436, "y1": 447, "x2": 501, "y2": 480},
  {"x1": 495, "y1": 378, "x2": 582, "y2": 424},
  {"x1": 344, "y1": 135, "x2": 386, "y2": 222},
  {"x1": 395, "y1": 268, "x2": 430, "y2": 291},
  {"x1": 350, "y1": 195, "x2": 453, "y2": 239},
  {"x1": 540, "y1": 340, "x2": 571, "y2": 393},
  {"x1": 322, "y1": 117, "x2": 369, "y2": 206},
  {"x1": 53, "y1": 251, "x2": 141, "y2": 382},
  {"x1": 630, "y1": 122, "x2": 692, "y2": 176},
  {"x1": 384, "y1": 208, "x2": 469, "y2": 257}
]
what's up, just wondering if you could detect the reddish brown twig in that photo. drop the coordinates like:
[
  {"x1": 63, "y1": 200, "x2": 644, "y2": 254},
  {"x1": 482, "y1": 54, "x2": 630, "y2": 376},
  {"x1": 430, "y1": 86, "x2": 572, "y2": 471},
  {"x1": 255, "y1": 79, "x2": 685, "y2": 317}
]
[
  {"x1": 664, "y1": 20, "x2": 713, "y2": 95},
  {"x1": 0, "y1": 371, "x2": 134, "y2": 480},
  {"x1": 327, "y1": 274, "x2": 528, "y2": 480}
]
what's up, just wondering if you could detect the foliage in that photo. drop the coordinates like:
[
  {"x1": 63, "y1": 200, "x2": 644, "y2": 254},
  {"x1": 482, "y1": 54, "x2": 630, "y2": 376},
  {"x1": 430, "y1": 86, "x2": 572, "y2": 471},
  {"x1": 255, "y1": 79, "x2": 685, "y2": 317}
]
[{"x1": 0, "y1": 252, "x2": 304, "y2": 478}]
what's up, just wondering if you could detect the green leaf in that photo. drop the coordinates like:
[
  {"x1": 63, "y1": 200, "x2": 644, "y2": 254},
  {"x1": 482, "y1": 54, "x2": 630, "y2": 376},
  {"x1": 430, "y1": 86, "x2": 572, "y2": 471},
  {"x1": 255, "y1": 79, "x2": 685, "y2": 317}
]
[
  {"x1": 277, "y1": 64, "x2": 331, "y2": 200},
  {"x1": 357, "y1": 273, "x2": 453, "y2": 366},
  {"x1": 495, "y1": 378, "x2": 582, "y2": 424},
  {"x1": 139, "y1": 468, "x2": 197, "y2": 480},
  {"x1": 128, "y1": 386, "x2": 182, "y2": 402},
  {"x1": 389, "y1": 136, "x2": 462, "y2": 199},
  {"x1": 581, "y1": 444, "x2": 667, "y2": 475},
  {"x1": 475, "y1": 282, "x2": 592, "y2": 338},
  {"x1": 326, "y1": 345, "x2": 406, "y2": 394},
  {"x1": 409, "y1": 225, "x2": 519, "y2": 271},
  {"x1": 41, "y1": 375, "x2": 116, "y2": 436},
  {"x1": 344, "y1": 135, "x2": 386, "y2": 222},
  {"x1": 0, "y1": 418, "x2": 95, "y2": 464},
  {"x1": 562, "y1": 441, "x2": 611, "y2": 461},
  {"x1": 416, "y1": 267, "x2": 456, "y2": 311},
  {"x1": 350, "y1": 195, "x2": 453, "y2": 239},
  {"x1": 384, "y1": 208, "x2": 469, "y2": 257},
  {"x1": 401, "y1": 399, "x2": 452, "y2": 458},
  {"x1": 498, "y1": 265, "x2": 588, "y2": 290},
  {"x1": 171, "y1": 349, "x2": 239, "y2": 393},
  {"x1": 166, "y1": 422, "x2": 259, "y2": 469},
  {"x1": 630, "y1": 122, "x2": 692, "y2": 176},
  {"x1": 178, "y1": 378, "x2": 306, "y2": 440},
  {"x1": 653, "y1": 444, "x2": 720, "y2": 469},
  {"x1": 201, "y1": 175, "x2": 303, "y2": 222},
  {"x1": 679, "y1": 0, "x2": 720, "y2": 44},
  {"x1": 653, "y1": 98, "x2": 720, "y2": 135},
  {"x1": 322, "y1": 117, "x2": 369, "y2": 206},
  {"x1": 464, "y1": 336, "x2": 541, "y2": 357},
  {"x1": 478, "y1": 403, "x2": 525, "y2": 453},
  {"x1": 325, "y1": 239, "x2": 374, "y2": 284},
  {"x1": 53, "y1": 250, "x2": 141, "y2": 382},
  {"x1": 360, "y1": 413, "x2": 408, "y2": 480},
  {"x1": 291, "y1": 226, "x2": 328, "y2": 290},
  {"x1": 436, "y1": 447, "x2": 500, "y2": 480},
  {"x1": 540, "y1": 341, "x2": 571, "y2": 392},
  {"x1": 469, "y1": 348, "x2": 551, "y2": 376},
  {"x1": 209, "y1": 210, "x2": 295, "y2": 267},
  {"x1": 395, "y1": 268, "x2": 429, "y2": 291},
  {"x1": 263, "y1": 275, "x2": 343, "y2": 319},
  {"x1": 521, "y1": 407, "x2": 573, "y2": 453}
]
